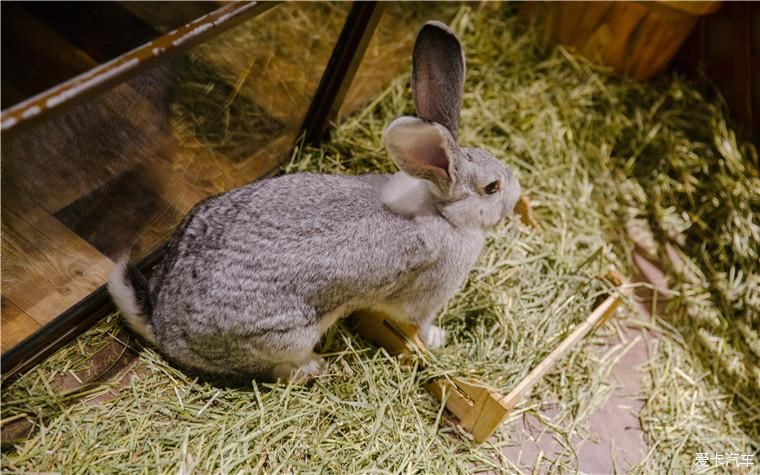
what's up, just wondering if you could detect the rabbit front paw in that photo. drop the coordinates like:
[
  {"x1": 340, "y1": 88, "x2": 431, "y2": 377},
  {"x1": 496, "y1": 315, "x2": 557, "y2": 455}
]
[{"x1": 420, "y1": 325, "x2": 447, "y2": 349}]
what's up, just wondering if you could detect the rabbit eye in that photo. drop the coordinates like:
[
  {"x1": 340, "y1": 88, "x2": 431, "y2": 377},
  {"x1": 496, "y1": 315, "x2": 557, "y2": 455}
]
[{"x1": 484, "y1": 181, "x2": 500, "y2": 194}]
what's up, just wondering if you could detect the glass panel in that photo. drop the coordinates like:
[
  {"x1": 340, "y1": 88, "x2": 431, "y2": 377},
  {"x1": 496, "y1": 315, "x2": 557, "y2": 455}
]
[
  {"x1": 340, "y1": 3, "x2": 462, "y2": 119},
  {"x1": 0, "y1": 2, "x2": 349, "y2": 351}
]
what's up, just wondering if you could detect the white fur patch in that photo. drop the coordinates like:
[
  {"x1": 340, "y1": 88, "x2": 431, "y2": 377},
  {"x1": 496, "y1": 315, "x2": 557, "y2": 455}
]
[
  {"x1": 108, "y1": 256, "x2": 157, "y2": 345},
  {"x1": 380, "y1": 172, "x2": 436, "y2": 217}
]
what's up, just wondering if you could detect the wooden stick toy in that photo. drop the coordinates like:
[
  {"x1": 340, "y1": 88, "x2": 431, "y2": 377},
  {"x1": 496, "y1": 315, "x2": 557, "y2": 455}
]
[{"x1": 351, "y1": 271, "x2": 625, "y2": 443}]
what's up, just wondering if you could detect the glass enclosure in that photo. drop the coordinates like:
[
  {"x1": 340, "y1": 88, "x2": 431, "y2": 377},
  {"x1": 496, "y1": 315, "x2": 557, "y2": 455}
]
[{"x1": 1, "y1": 2, "x2": 457, "y2": 355}]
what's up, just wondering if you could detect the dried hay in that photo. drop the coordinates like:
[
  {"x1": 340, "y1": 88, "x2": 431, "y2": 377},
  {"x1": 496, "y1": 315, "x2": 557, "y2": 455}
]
[{"x1": 2, "y1": 3, "x2": 758, "y2": 473}]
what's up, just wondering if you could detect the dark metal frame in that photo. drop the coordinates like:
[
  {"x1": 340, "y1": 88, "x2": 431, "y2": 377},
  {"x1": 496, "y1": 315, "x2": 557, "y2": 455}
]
[
  {"x1": 1, "y1": 1, "x2": 384, "y2": 381},
  {"x1": 300, "y1": 1, "x2": 383, "y2": 144}
]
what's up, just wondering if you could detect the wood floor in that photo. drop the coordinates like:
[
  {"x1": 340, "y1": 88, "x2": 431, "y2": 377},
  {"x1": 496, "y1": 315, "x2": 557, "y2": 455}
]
[{"x1": 1, "y1": 2, "x2": 453, "y2": 354}]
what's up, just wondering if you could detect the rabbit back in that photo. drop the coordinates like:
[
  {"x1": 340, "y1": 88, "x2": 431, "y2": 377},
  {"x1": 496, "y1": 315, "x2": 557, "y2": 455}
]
[{"x1": 147, "y1": 172, "x2": 482, "y2": 375}]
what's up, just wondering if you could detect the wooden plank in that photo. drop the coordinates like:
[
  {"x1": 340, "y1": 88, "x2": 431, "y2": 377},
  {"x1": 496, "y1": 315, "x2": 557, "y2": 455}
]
[
  {"x1": 20, "y1": 2, "x2": 159, "y2": 63},
  {"x1": 1, "y1": 183, "x2": 112, "y2": 326},
  {"x1": 1, "y1": 3, "x2": 98, "y2": 100},
  {"x1": 1, "y1": 298, "x2": 41, "y2": 353},
  {"x1": 521, "y1": 1, "x2": 707, "y2": 80},
  {"x1": 1, "y1": 247, "x2": 165, "y2": 380},
  {"x1": 119, "y1": 1, "x2": 219, "y2": 34}
]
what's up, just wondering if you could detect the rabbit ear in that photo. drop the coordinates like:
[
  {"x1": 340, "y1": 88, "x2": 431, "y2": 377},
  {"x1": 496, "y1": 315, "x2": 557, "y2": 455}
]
[
  {"x1": 383, "y1": 117, "x2": 461, "y2": 194},
  {"x1": 412, "y1": 21, "x2": 465, "y2": 140}
]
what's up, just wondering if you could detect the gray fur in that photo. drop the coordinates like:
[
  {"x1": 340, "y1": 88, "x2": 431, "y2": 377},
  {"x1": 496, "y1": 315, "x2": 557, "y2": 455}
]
[{"x1": 109, "y1": 21, "x2": 520, "y2": 382}]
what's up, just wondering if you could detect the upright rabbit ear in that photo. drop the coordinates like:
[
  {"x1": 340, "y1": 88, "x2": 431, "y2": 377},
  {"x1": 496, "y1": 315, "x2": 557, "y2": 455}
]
[{"x1": 412, "y1": 21, "x2": 465, "y2": 140}]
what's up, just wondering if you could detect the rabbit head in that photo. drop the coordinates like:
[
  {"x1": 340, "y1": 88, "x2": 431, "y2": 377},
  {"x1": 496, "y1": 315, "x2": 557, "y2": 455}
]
[{"x1": 383, "y1": 21, "x2": 520, "y2": 230}]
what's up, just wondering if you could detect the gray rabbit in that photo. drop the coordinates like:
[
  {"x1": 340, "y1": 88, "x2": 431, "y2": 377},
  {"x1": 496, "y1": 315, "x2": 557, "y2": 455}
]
[{"x1": 109, "y1": 21, "x2": 520, "y2": 382}]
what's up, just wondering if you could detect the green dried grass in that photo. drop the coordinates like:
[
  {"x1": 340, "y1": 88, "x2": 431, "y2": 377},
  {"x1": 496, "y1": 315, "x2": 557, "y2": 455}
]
[{"x1": 2, "y1": 3, "x2": 758, "y2": 473}]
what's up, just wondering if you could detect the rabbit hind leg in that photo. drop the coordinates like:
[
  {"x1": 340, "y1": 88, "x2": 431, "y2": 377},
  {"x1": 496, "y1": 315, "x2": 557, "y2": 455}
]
[{"x1": 264, "y1": 320, "x2": 326, "y2": 383}]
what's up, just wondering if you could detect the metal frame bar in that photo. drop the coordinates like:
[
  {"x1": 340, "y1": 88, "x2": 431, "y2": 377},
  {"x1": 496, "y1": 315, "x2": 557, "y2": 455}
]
[
  {"x1": 300, "y1": 1, "x2": 383, "y2": 144},
  {"x1": 1, "y1": 1, "x2": 384, "y2": 381}
]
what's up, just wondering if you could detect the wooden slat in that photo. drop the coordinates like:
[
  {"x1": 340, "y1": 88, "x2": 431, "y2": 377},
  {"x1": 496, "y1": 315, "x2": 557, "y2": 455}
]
[
  {"x1": 119, "y1": 1, "x2": 219, "y2": 34},
  {"x1": 521, "y1": 1, "x2": 707, "y2": 81},
  {"x1": 20, "y1": 2, "x2": 158, "y2": 63},
  {"x1": 1, "y1": 298, "x2": 41, "y2": 353},
  {"x1": 0, "y1": 3, "x2": 97, "y2": 99},
  {"x1": 1, "y1": 183, "x2": 113, "y2": 326},
  {"x1": 3, "y1": 3, "x2": 98, "y2": 73}
]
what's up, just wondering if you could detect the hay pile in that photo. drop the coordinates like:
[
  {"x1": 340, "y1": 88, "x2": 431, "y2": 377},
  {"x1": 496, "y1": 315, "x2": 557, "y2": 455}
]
[{"x1": 2, "y1": 3, "x2": 758, "y2": 473}]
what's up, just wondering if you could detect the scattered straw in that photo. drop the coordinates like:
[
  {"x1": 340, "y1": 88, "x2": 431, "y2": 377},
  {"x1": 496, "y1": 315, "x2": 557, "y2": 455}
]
[{"x1": 2, "y1": 3, "x2": 758, "y2": 473}]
